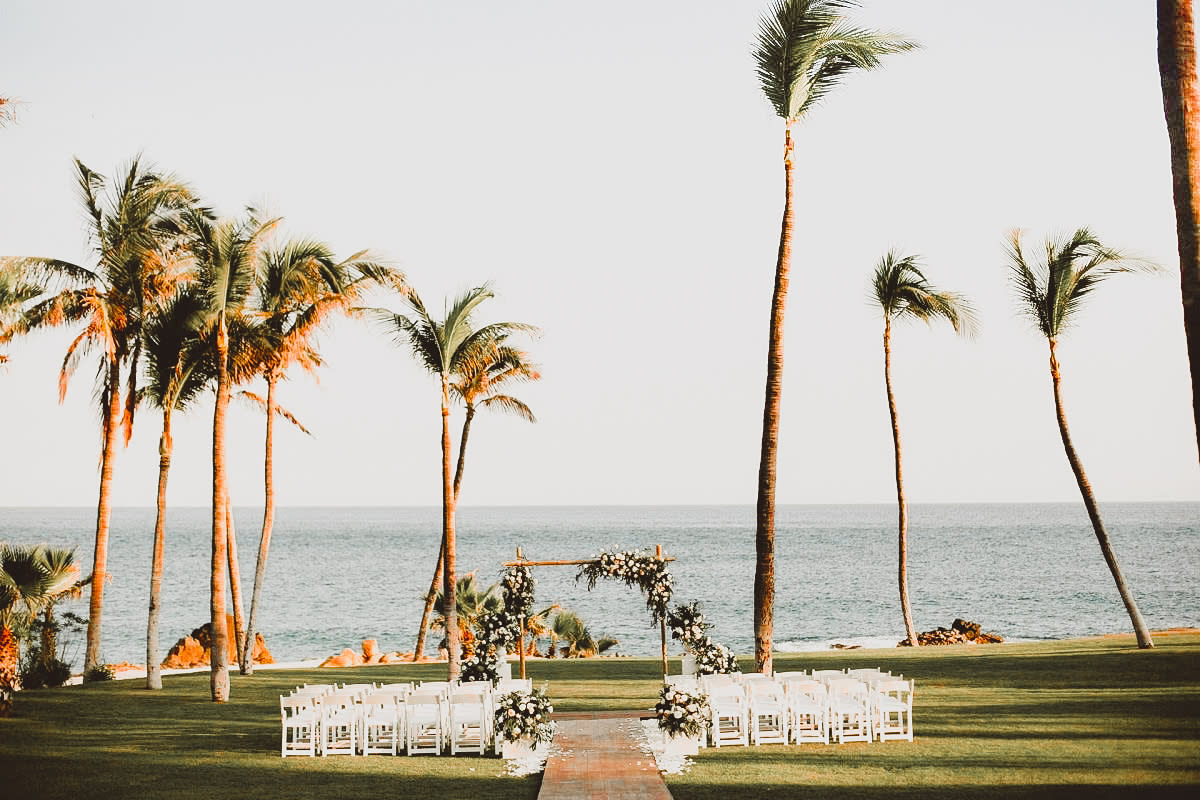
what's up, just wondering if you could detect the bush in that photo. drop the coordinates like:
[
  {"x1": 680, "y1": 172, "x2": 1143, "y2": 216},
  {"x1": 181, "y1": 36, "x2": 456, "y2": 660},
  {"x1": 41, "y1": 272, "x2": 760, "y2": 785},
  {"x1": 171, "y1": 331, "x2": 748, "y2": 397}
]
[
  {"x1": 18, "y1": 648, "x2": 73, "y2": 689},
  {"x1": 83, "y1": 664, "x2": 114, "y2": 683}
]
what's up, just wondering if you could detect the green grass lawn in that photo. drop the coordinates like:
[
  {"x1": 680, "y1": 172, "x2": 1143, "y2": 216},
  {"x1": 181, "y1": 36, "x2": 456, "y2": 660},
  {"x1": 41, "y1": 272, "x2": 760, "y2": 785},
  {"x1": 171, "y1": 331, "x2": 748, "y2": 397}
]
[{"x1": 1, "y1": 635, "x2": 1198, "y2": 799}]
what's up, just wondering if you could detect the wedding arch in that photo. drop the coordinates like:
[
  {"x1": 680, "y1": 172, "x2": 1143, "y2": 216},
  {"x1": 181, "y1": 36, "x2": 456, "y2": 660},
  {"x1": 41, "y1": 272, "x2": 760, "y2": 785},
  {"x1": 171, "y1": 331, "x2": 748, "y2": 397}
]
[{"x1": 502, "y1": 545, "x2": 676, "y2": 678}]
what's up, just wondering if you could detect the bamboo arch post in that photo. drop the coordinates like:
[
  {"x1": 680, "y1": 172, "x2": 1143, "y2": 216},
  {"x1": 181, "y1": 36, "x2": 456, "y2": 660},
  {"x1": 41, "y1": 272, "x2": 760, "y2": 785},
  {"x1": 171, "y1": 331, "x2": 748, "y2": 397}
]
[{"x1": 503, "y1": 545, "x2": 676, "y2": 680}]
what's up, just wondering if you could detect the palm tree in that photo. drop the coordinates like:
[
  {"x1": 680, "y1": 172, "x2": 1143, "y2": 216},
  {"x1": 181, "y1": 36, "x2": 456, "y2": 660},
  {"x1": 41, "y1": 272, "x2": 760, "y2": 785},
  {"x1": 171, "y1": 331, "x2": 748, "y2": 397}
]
[
  {"x1": 431, "y1": 573, "x2": 502, "y2": 657},
  {"x1": 374, "y1": 285, "x2": 533, "y2": 679},
  {"x1": 0, "y1": 262, "x2": 41, "y2": 365},
  {"x1": 1, "y1": 545, "x2": 82, "y2": 717},
  {"x1": 412, "y1": 334, "x2": 540, "y2": 661},
  {"x1": 1157, "y1": 0, "x2": 1200, "y2": 459},
  {"x1": 189, "y1": 208, "x2": 279, "y2": 701},
  {"x1": 1006, "y1": 227, "x2": 1157, "y2": 649},
  {"x1": 751, "y1": 0, "x2": 916, "y2": 673},
  {"x1": 139, "y1": 288, "x2": 213, "y2": 689},
  {"x1": 4, "y1": 157, "x2": 195, "y2": 675},
  {"x1": 550, "y1": 610, "x2": 618, "y2": 658},
  {"x1": 239, "y1": 240, "x2": 402, "y2": 675},
  {"x1": 871, "y1": 251, "x2": 976, "y2": 647}
]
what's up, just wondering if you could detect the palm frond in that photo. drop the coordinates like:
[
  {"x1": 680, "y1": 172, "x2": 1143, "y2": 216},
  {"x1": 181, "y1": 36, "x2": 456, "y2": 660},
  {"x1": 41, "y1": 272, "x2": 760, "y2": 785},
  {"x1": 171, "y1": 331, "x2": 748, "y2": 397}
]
[
  {"x1": 753, "y1": 0, "x2": 917, "y2": 121},
  {"x1": 478, "y1": 394, "x2": 537, "y2": 423},
  {"x1": 1005, "y1": 227, "x2": 1159, "y2": 340},
  {"x1": 872, "y1": 250, "x2": 977, "y2": 336},
  {"x1": 236, "y1": 390, "x2": 312, "y2": 435}
]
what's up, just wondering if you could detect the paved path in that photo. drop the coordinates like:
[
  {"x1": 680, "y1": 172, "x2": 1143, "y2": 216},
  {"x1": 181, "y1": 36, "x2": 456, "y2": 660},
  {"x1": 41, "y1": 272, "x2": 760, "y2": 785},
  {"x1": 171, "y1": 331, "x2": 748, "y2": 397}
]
[{"x1": 538, "y1": 711, "x2": 672, "y2": 800}]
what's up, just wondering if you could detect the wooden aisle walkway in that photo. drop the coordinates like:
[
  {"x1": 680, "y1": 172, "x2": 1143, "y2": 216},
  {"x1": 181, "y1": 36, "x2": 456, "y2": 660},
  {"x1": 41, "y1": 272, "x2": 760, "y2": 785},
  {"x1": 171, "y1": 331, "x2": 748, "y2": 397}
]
[{"x1": 538, "y1": 711, "x2": 672, "y2": 800}]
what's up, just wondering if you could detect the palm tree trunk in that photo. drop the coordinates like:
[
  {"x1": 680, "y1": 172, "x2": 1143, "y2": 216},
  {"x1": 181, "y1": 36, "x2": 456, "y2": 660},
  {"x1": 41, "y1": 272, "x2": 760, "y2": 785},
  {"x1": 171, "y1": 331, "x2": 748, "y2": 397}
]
[
  {"x1": 243, "y1": 374, "x2": 278, "y2": 676},
  {"x1": 40, "y1": 605, "x2": 56, "y2": 670},
  {"x1": 210, "y1": 315, "x2": 231, "y2": 701},
  {"x1": 146, "y1": 413, "x2": 173, "y2": 690},
  {"x1": 1048, "y1": 340, "x2": 1154, "y2": 649},
  {"x1": 412, "y1": 404, "x2": 476, "y2": 661},
  {"x1": 884, "y1": 321, "x2": 918, "y2": 647},
  {"x1": 85, "y1": 356, "x2": 121, "y2": 677},
  {"x1": 1158, "y1": 0, "x2": 1200, "y2": 462},
  {"x1": 754, "y1": 122, "x2": 796, "y2": 674},
  {"x1": 441, "y1": 377, "x2": 459, "y2": 679},
  {"x1": 226, "y1": 497, "x2": 246, "y2": 670}
]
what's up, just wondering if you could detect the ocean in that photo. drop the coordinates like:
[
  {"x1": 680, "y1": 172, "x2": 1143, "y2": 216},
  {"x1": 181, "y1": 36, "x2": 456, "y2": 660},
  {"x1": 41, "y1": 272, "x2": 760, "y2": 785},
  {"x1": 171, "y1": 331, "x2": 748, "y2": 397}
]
[{"x1": 3, "y1": 503, "x2": 1197, "y2": 667}]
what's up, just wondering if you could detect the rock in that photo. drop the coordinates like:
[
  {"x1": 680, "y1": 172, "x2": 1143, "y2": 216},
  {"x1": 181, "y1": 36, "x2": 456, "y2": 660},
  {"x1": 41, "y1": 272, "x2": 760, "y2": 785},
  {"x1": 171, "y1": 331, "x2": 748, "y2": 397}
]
[
  {"x1": 319, "y1": 648, "x2": 364, "y2": 668},
  {"x1": 161, "y1": 616, "x2": 274, "y2": 668},
  {"x1": 362, "y1": 639, "x2": 379, "y2": 662},
  {"x1": 830, "y1": 643, "x2": 861, "y2": 650},
  {"x1": 900, "y1": 618, "x2": 1003, "y2": 647}
]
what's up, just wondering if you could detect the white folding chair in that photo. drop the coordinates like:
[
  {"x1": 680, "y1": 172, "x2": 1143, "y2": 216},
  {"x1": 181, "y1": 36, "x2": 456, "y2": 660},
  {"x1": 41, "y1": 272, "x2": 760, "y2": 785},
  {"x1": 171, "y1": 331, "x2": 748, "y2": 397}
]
[
  {"x1": 747, "y1": 681, "x2": 788, "y2": 745},
  {"x1": 827, "y1": 678, "x2": 871, "y2": 744},
  {"x1": 317, "y1": 690, "x2": 361, "y2": 756},
  {"x1": 496, "y1": 678, "x2": 532, "y2": 694},
  {"x1": 448, "y1": 690, "x2": 489, "y2": 755},
  {"x1": 782, "y1": 678, "x2": 829, "y2": 744},
  {"x1": 665, "y1": 675, "x2": 699, "y2": 690},
  {"x1": 773, "y1": 670, "x2": 808, "y2": 681},
  {"x1": 875, "y1": 679, "x2": 914, "y2": 742},
  {"x1": 709, "y1": 684, "x2": 748, "y2": 748},
  {"x1": 811, "y1": 669, "x2": 846, "y2": 683},
  {"x1": 699, "y1": 673, "x2": 736, "y2": 693},
  {"x1": 280, "y1": 695, "x2": 319, "y2": 757},
  {"x1": 361, "y1": 688, "x2": 407, "y2": 755},
  {"x1": 405, "y1": 692, "x2": 444, "y2": 755}
]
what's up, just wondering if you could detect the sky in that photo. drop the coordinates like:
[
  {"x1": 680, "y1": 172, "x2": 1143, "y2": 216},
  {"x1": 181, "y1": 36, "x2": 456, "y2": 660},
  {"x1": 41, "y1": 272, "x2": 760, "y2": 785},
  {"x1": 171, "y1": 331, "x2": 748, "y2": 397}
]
[{"x1": 1, "y1": 0, "x2": 1198, "y2": 508}]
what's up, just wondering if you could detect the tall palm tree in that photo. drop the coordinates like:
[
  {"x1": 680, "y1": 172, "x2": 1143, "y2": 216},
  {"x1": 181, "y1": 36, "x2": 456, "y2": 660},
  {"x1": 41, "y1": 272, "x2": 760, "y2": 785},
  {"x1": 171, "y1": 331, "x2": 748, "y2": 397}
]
[
  {"x1": 239, "y1": 240, "x2": 402, "y2": 675},
  {"x1": 751, "y1": 0, "x2": 916, "y2": 673},
  {"x1": 412, "y1": 334, "x2": 539, "y2": 661},
  {"x1": 1006, "y1": 227, "x2": 1157, "y2": 649},
  {"x1": 190, "y1": 208, "x2": 278, "y2": 701},
  {"x1": 871, "y1": 251, "x2": 976, "y2": 647},
  {"x1": 1157, "y1": 0, "x2": 1200, "y2": 459},
  {"x1": 0, "y1": 544, "x2": 82, "y2": 717},
  {"x1": 139, "y1": 288, "x2": 213, "y2": 689},
  {"x1": 374, "y1": 285, "x2": 533, "y2": 679},
  {"x1": 4, "y1": 157, "x2": 195, "y2": 675},
  {"x1": 0, "y1": 262, "x2": 42, "y2": 365}
]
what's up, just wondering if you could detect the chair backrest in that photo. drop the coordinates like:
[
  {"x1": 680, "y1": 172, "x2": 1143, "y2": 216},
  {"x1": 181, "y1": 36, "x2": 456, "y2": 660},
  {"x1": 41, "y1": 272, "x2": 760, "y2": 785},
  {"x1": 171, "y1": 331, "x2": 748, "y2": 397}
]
[
  {"x1": 496, "y1": 678, "x2": 532, "y2": 694},
  {"x1": 740, "y1": 673, "x2": 772, "y2": 684},
  {"x1": 665, "y1": 675, "x2": 699, "y2": 690},
  {"x1": 876, "y1": 678, "x2": 913, "y2": 700},
  {"x1": 456, "y1": 680, "x2": 492, "y2": 695},
  {"x1": 827, "y1": 678, "x2": 866, "y2": 698},
  {"x1": 700, "y1": 673, "x2": 736, "y2": 691},
  {"x1": 748, "y1": 680, "x2": 785, "y2": 698},
  {"x1": 773, "y1": 670, "x2": 808, "y2": 680},
  {"x1": 280, "y1": 695, "x2": 314, "y2": 716},
  {"x1": 810, "y1": 669, "x2": 846, "y2": 681}
]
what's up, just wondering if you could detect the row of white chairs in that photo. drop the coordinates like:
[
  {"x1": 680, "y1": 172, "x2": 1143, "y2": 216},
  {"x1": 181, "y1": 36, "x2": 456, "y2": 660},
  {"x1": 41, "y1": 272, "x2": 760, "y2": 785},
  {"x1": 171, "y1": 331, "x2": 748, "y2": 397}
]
[
  {"x1": 665, "y1": 668, "x2": 913, "y2": 747},
  {"x1": 280, "y1": 678, "x2": 534, "y2": 757}
]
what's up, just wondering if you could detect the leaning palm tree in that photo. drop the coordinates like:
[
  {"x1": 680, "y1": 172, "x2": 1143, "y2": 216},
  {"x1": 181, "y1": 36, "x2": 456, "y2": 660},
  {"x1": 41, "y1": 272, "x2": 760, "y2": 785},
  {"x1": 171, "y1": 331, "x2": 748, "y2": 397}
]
[
  {"x1": 412, "y1": 334, "x2": 539, "y2": 661},
  {"x1": 0, "y1": 544, "x2": 82, "y2": 717},
  {"x1": 1006, "y1": 227, "x2": 1157, "y2": 649},
  {"x1": 239, "y1": 240, "x2": 402, "y2": 675},
  {"x1": 871, "y1": 251, "x2": 976, "y2": 647},
  {"x1": 189, "y1": 207, "x2": 279, "y2": 701},
  {"x1": 0, "y1": 261, "x2": 42, "y2": 365},
  {"x1": 3, "y1": 157, "x2": 195, "y2": 675},
  {"x1": 1157, "y1": 0, "x2": 1200, "y2": 459},
  {"x1": 374, "y1": 285, "x2": 534, "y2": 679},
  {"x1": 139, "y1": 287, "x2": 213, "y2": 689},
  {"x1": 751, "y1": 0, "x2": 916, "y2": 673}
]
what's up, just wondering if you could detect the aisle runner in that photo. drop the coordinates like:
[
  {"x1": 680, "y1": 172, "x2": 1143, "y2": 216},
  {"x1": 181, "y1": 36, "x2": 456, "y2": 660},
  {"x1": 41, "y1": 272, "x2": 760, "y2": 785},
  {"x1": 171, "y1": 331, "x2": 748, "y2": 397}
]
[{"x1": 538, "y1": 712, "x2": 673, "y2": 800}]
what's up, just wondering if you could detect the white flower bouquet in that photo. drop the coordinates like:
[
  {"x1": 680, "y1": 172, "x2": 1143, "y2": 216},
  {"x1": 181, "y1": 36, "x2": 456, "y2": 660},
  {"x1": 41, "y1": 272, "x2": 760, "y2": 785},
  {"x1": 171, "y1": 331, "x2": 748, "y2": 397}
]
[
  {"x1": 495, "y1": 688, "x2": 556, "y2": 745},
  {"x1": 655, "y1": 685, "x2": 711, "y2": 739}
]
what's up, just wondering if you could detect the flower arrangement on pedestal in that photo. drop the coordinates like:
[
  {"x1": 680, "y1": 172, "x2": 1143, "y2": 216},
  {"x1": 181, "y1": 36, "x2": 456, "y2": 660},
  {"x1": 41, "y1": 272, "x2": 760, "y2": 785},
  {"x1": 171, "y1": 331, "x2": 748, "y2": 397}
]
[
  {"x1": 463, "y1": 607, "x2": 521, "y2": 683},
  {"x1": 655, "y1": 684, "x2": 710, "y2": 747},
  {"x1": 495, "y1": 687, "x2": 556, "y2": 749},
  {"x1": 577, "y1": 549, "x2": 674, "y2": 623},
  {"x1": 666, "y1": 600, "x2": 740, "y2": 675}
]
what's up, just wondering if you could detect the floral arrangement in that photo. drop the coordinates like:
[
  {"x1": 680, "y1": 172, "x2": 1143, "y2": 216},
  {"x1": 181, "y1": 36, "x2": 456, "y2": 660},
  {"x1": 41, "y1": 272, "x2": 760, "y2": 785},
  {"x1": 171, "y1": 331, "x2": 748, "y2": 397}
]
[
  {"x1": 693, "y1": 638, "x2": 740, "y2": 675},
  {"x1": 667, "y1": 600, "x2": 739, "y2": 675},
  {"x1": 477, "y1": 608, "x2": 521, "y2": 651},
  {"x1": 459, "y1": 649, "x2": 502, "y2": 684},
  {"x1": 494, "y1": 687, "x2": 556, "y2": 745},
  {"x1": 655, "y1": 684, "x2": 711, "y2": 739},
  {"x1": 501, "y1": 564, "x2": 535, "y2": 620},
  {"x1": 667, "y1": 601, "x2": 711, "y2": 647},
  {"x1": 577, "y1": 548, "x2": 674, "y2": 624}
]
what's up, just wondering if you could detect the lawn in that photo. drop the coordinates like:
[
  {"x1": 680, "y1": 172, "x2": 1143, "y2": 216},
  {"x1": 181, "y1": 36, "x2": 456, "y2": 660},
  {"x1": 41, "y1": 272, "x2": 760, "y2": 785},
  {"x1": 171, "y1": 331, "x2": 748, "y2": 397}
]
[{"x1": 1, "y1": 634, "x2": 1197, "y2": 799}]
